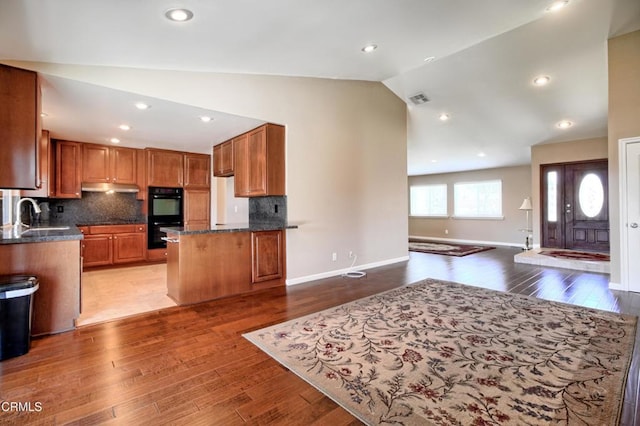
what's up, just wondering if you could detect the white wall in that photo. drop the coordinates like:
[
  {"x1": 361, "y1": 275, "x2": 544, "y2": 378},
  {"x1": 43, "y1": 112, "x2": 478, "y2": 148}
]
[
  {"x1": 409, "y1": 165, "x2": 532, "y2": 247},
  {"x1": 16, "y1": 62, "x2": 409, "y2": 283}
]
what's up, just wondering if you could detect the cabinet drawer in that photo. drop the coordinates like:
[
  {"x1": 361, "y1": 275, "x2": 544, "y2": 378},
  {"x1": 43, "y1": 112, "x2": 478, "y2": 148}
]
[{"x1": 88, "y1": 224, "x2": 145, "y2": 234}]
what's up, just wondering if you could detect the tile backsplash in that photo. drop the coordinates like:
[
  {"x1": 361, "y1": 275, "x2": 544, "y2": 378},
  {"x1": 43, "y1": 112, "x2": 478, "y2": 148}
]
[
  {"x1": 249, "y1": 196, "x2": 287, "y2": 226},
  {"x1": 44, "y1": 192, "x2": 145, "y2": 225}
]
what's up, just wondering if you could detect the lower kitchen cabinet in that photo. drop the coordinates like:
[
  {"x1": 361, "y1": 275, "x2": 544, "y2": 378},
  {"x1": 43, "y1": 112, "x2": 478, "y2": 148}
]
[
  {"x1": 81, "y1": 224, "x2": 146, "y2": 269},
  {"x1": 251, "y1": 230, "x2": 284, "y2": 283},
  {"x1": 165, "y1": 229, "x2": 286, "y2": 305}
]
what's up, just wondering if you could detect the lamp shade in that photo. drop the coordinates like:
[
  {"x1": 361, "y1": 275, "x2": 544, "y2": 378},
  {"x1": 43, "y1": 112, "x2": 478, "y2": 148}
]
[{"x1": 519, "y1": 197, "x2": 533, "y2": 210}]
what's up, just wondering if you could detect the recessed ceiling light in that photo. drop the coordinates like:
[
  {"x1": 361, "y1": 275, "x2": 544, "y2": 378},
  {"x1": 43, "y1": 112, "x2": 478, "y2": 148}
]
[
  {"x1": 533, "y1": 75, "x2": 551, "y2": 86},
  {"x1": 439, "y1": 113, "x2": 450, "y2": 121},
  {"x1": 110, "y1": 138, "x2": 120, "y2": 144},
  {"x1": 478, "y1": 152, "x2": 486, "y2": 157},
  {"x1": 165, "y1": 8, "x2": 194, "y2": 22},
  {"x1": 135, "y1": 102, "x2": 150, "y2": 110},
  {"x1": 423, "y1": 56, "x2": 436, "y2": 63},
  {"x1": 556, "y1": 120, "x2": 573, "y2": 129},
  {"x1": 199, "y1": 116, "x2": 213, "y2": 123},
  {"x1": 431, "y1": 159, "x2": 438, "y2": 163},
  {"x1": 361, "y1": 44, "x2": 377, "y2": 53},
  {"x1": 118, "y1": 124, "x2": 131, "y2": 131},
  {"x1": 545, "y1": 1, "x2": 569, "y2": 12}
]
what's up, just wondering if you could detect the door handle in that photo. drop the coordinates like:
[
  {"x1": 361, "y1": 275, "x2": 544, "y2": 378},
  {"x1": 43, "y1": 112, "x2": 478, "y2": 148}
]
[{"x1": 631, "y1": 223, "x2": 639, "y2": 228}]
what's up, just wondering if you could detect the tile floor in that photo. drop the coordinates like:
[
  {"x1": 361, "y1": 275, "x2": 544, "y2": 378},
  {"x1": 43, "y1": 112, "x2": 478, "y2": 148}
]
[
  {"x1": 514, "y1": 248, "x2": 610, "y2": 273},
  {"x1": 77, "y1": 263, "x2": 176, "y2": 326}
]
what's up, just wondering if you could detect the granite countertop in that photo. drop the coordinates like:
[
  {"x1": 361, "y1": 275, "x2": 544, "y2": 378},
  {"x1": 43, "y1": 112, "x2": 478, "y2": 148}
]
[
  {"x1": 161, "y1": 222, "x2": 298, "y2": 236},
  {"x1": 0, "y1": 223, "x2": 84, "y2": 245},
  {"x1": 76, "y1": 219, "x2": 147, "y2": 226}
]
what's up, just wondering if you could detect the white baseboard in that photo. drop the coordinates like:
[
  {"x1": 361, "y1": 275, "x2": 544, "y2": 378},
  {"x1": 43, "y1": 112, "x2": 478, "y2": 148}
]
[
  {"x1": 286, "y1": 256, "x2": 410, "y2": 286},
  {"x1": 409, "y1": 235, "x2": 526, "y2": 249}
]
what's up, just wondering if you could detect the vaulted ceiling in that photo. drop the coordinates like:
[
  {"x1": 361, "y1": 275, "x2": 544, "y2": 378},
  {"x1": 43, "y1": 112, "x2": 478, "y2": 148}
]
[{"x1": 1, "y1": 0, "x2": 639, "y2": 175}]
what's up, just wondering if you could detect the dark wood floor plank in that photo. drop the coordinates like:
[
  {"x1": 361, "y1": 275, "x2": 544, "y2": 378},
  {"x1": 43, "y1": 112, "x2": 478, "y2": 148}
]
[{"x1": 0, "y1": 247, "x2": 637, "y2": 425}]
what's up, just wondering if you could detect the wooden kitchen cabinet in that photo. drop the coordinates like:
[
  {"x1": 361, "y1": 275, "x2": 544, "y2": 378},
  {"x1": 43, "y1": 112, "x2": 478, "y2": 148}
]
[
  {"x1": 0, "y1": 64, "x2": 40, "y2": 189},
  {"x1": 146, "y1": 148, "x2": 184, "y2": 187},
  {"x1": 81, "y1": 224, "x2": 146, "y2": 269},
  {"x1": 184, "y1": 153, "x2": 211, "y2": 188},
  {"x1": 234, "y1": 123, "x2": 285, "y2": 197},
  {"x1": 184, "y1": 189, "x2": 210, "y2": 229},
  {"x1": 251, "y1": 230, "x2": 284, "y2": 283},
  {"x1": 0, "y1": 240, "x2": 81, "y2": 335},
  {"x1": 54, "y1": 140, "x2": 82, "y2": 198},
  {"x1": 82, "y1": 234, "x2": 113, "y2": 267},
  {"x1": 22, "y1": 130, "x2": 53, "y2": 198},
  {"x1": 213, "y1": 140, "x2": 234, "y2": 177},
  {"x1": 82, "y1": 144, "x2": 137, "y2": 184}
]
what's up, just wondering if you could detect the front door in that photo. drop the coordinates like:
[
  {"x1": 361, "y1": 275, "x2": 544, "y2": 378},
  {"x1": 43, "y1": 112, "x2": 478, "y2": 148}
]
[{"x1": 541, "y1": 160, "x2": 609, "y2": 252}]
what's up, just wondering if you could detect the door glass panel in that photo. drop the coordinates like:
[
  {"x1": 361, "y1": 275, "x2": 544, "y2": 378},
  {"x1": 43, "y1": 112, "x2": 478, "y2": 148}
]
[
  {"x1": 547, "y1": 171, "x2": 557, "y2": 222},
  {"x1": 578, "y1": 173, "x2": 604, "y2": 218}
]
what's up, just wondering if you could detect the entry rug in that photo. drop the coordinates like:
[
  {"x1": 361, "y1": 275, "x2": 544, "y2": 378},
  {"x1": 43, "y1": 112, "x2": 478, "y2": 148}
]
[
  {"x1": 540, "y1": 249, "x2": 610, "y2": 262},
  {"x1": 244, "y1": 279, "x2": 636, "y2": 425},
  {"x1": 409, "y1": 239, "x2": 494, "y2": 256}
]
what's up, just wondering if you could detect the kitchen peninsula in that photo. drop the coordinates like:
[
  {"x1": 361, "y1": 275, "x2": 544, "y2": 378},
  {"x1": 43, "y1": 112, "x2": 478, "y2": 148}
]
[
  {"x1": 0, "y1": 226, "x2": 83, "y2": 335},
  {"x1": 162, "y1": 221, "x2": 296, "y2": 305}
]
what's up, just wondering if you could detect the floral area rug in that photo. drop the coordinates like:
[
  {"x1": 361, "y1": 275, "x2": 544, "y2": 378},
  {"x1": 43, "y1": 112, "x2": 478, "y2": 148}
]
[
  {"x1": 409, "y1": 240, "x2": 494, "y2": 256},
  {"x1": 539, "y1": 249, "x2": 610, "y2": 262},
  {"x1": 244, "y1": 279, "x2": 636, "y2": 425}
]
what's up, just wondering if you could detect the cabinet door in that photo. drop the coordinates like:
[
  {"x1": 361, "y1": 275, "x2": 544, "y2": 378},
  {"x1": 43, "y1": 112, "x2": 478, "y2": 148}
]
[
  {"x1": 82, "y1": 234, "x2": 113, "y2": 267},
  {"x1": 147, "y1": 149, "x2": 184, "y2": 187},
  {"x1": 112, "y1": 147, "x2": 137, "y2": 184},
  {"x1": 246, "y1": 127, "x2": 268, "y2": 196},
  {"x1": 184, "y1": 189, "x2": 210, "y2": 229},
  {"x1": 0, "y1": 64, "x2": 39, "y2": 189},
  {"x1": 22, "y1": 130, "x2": 52, "y2": 197},
  {"x1": 213, "y1": 141, "x2": 234, "y2": 177},
  {"x1": 113, "y1": 232, "x2": 146, "y2": 264},
  {"x1": 184, "y1": 153, "x2": 211, "y2": 188},
  {"x1": 55, "y1": 140, "x2": 82, "y2": 198},
  {"x1": 82, "y1": 144, "x2": 110, "y2": 183},
  {"x1": 233, "y1": 133, "x2": 250, "y2": 196},
  {"x1": 251, "y1": 230, "x2": 283, "y2": 283}
]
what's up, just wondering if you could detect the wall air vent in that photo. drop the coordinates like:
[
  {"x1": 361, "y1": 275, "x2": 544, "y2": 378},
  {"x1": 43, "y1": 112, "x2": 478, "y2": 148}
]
[{"x1": 408, "y1": 92, "x2": 429, "y2": 105}]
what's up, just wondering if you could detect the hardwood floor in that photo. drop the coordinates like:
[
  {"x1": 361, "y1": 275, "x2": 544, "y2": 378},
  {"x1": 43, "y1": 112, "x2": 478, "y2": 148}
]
[{"x1": 1, "y1": 247, "x2": 638, "y2": 425}]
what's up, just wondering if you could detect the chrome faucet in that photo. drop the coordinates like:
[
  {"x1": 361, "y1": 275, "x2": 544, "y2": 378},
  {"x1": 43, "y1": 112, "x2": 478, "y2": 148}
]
[{"x1": 14, "y1": 197, "x2": 41, "y2": 231}]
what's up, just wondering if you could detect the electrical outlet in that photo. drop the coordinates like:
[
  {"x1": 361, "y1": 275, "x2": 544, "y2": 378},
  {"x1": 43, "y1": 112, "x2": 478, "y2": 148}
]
[
  {"x1": 234, "y1": 205, "x2": 238, "y2": 213},
  {"x1": 57, "y1": 206, "x2": 64, "y2": 213},
  {"x1": 445, "y1": 229, "x2": 448, "y2": 234},
  {"x1": 332, "y1": 252, "x2": 337, "y2": 261},
  {"x1": 349, "y1": 251, "x2": 354, "y2": 258}
]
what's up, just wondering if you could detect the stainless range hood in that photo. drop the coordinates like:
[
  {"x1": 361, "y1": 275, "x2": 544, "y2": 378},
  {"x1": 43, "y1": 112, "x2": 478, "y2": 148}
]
[{"x1": 81, "y1": 182, "x2": 140, "y2": 193}]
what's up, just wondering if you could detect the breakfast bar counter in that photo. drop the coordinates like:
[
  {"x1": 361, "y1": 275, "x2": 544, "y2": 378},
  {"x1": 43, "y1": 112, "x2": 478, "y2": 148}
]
[{"x1": 161, "y1": 223, "x2": 295, "y2": 305}]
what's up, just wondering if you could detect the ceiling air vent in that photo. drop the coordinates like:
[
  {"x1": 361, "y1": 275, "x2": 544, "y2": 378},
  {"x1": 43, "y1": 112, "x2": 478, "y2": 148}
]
[{"x1": 408, "y1": 92, "x2": 429, "y2": 105}]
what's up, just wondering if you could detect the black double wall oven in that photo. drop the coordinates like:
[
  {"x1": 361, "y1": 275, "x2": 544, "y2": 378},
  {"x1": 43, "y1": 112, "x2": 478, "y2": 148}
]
[{"x1": 148, "y1": 187, "x2": 183, "y2": 249}]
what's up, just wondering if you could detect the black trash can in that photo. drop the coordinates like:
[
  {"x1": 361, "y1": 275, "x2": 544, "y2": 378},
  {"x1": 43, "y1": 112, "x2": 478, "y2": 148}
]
[{"x1": 0, "y1": 275, "x2": 39, "y2": 361}]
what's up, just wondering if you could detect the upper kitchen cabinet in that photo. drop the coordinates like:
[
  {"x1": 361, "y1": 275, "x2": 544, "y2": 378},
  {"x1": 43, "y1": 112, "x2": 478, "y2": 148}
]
[
  {"x1": 184, "y1": 153, "x2": 211, "y2": 189},
  {"x1": 21, "y1": 130, "x2": 53, "y2": 198},
  {"x1": 234, "y1": 124, "x2": 285, "y2": 197},
  {"x1": 0, "y1": 64, "x2": 41, "y2": 189},
  {"x1": 54, "y1": 140, "x2": 82, "y2": 198},
  {"x1": 213, "y1": 140, "x2": 234, "y2": 177},
  {"x1": 82, "y1": 144, "x2": 137, "y2": 184},
  {"x1": 146, "y1": 148, "x2": 184, "y2": 188}
]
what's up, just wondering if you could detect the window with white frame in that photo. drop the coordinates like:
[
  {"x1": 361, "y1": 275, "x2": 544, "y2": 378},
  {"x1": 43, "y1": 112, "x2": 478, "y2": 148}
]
[
  {"x1": 453, "y1": 180, "x2": 503, "y2": 218},
  {"x1": 410, "y1": 184, "x2": 447, "y2": 217}
]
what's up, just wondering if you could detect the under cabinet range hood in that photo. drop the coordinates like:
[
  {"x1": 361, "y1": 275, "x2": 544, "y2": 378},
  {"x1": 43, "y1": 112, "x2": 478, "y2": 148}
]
[{"x1": 81, "y1": 182, "x2": 140, "y2": 193}]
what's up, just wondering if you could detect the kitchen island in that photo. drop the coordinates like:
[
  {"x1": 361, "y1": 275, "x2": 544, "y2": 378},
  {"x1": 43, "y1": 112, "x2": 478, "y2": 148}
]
[
  {"x1": 0, "y1": 225, "x2": 83, "y2": 335},
  {"x1": 161, "y1": 223, "x2": 296, "y2": 305}
]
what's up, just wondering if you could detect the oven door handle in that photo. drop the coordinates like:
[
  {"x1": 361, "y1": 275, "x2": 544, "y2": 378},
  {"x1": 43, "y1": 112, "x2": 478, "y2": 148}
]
[{"x1": 161, "y1": 237, "x2": 180, "y2": 244}]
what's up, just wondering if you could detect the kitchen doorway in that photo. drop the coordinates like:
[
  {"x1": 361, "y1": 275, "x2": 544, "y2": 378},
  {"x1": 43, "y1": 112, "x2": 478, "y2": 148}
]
[
  {"x1": 540, "y1": 160, "x2": 609, "y2": 252},
  {"x1": 77, "y1": 264, "x2": 176, "y2": 326}
]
